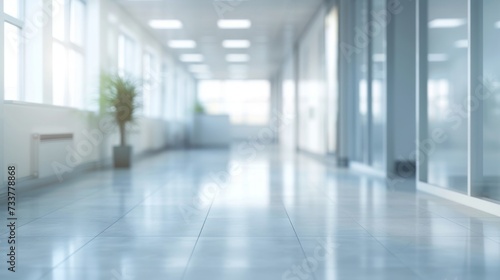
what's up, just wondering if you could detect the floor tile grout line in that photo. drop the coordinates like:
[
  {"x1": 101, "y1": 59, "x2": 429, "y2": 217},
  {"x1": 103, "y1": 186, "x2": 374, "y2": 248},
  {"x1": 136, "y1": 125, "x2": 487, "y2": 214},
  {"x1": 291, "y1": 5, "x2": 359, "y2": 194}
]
[
  {"x1": 180, "y1": 192, "x2": 217, "y2": 280},
  {"x1": 370, "y1": 236, "x2": 427, "y2": 280},
  {"x1": 37, "y1": 172, "x2": 182, "y2": 279},
  {"x1": 282, "y1": 201, "x2": 318, "y2": 280},
  {"x1": 354, "y1": 218, "x2": 426, "y2": 280},
  {"x1": 12, "y1": 187, "x2": 112, "y2": 232},
  {"x1": 429, "y1": 212, "x2": 500, "y2": 243}
]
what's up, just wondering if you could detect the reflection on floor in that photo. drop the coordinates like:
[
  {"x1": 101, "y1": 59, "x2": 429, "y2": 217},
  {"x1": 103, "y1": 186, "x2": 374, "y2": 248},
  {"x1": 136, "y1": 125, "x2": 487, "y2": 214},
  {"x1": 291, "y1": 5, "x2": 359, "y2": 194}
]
[{"x1": 1, "y1": 147, "x2": 500, "y2": 280}]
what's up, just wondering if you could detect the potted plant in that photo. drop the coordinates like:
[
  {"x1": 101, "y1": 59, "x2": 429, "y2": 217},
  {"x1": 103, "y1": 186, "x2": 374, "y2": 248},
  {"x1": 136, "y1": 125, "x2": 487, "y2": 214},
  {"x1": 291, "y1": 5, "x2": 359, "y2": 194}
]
[
  {"x1": 194, "y1": 101, "x2": 206, "y2": 114},
  {"x1": 100, "y1": 73, "x2": 140, "y2": 168}
]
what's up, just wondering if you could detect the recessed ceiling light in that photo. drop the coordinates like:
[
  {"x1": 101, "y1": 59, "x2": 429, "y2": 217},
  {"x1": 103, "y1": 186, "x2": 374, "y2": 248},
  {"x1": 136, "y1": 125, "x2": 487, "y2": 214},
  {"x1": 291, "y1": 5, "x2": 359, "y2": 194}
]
[
  {"x1": 226, "y1": 54, "x2": 249, "y2": 62},
  {"x1": 222, "y1": 40, "x2": 251, "y2": 48},
  {"x1": 218, "y1": 19, "x2": 252, "y2": 29},
  {"x1": 454, "y1": 39, "x2": 468, "y2": 48},
  {"x1": 495, "y1": 21, "x2": 500, "y2": 29},
  {"x1": 428, "y1": 53, "x2": 448, "y2": 62},
  {"x1": 149, "y1": 20, "x2": 183, "y2": 29},
  {"x1": 180, "y1": 54, "x2": 204, "y2": 62},
  {"x1": 168, "y1": 40, "x2": 196, "y2": 49},
  {"x1": 428, "y1": 19, "x2": 466, "y2": 28},
  {"x1": 189, "y1": 64, "x2": 210, "y2": 73}
]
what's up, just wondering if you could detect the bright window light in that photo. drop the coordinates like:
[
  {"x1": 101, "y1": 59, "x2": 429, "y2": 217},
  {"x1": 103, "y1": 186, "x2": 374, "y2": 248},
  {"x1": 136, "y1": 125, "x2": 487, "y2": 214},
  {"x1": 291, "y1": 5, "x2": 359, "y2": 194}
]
[
  {"x1": 222, "y1": 40, "x2": 251, "y2": 48},
  {"x1": 53, "y1": 42, "x2": 68, "y2": 106},
  {"x1": 428, "y1": 19, "x2": 466, "y2": 28},
  {"x1": 52, "y1": 0, "x2": 66, "y2": 41},
  {"x1": 4, "y1": 0, "x2": 20, "y2": 18},
  {"x1": 180, "y1": 54, "x2": 204, "y2": 62},
  {"x1": 149, "y1": 20, "x2": 183, "y2": 29},
  {"x1": 454, "y1": 39, "x2": 468, "y2": 48},
  {"x1": 198, "y1": 80, "x2": 270, "y2": 125},
  {"x1": 428, "y1": 53, "x2": 448, "y2": 62},
  {"x1": 4, "y1": 23, "x2": 21, "y2": 101},
  {"x1": 217, "y1": 20, "x2": 252, "y2": 29},
  {"x1": 168, "y1": 40, "x2": 196, "y2": 48},
  {"x1": 226, "y1": 54, "x2": 249, "y2": 62}
]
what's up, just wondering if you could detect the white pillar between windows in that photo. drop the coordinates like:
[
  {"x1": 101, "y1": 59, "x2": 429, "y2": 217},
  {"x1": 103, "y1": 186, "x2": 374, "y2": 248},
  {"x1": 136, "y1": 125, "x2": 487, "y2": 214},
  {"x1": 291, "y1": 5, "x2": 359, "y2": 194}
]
[
  {"x1": 42, "y1": 0, "x2": 53, "y2": 104},
  {"x1": 0, "y1": 0, "x2": 5, "y2": 187}
]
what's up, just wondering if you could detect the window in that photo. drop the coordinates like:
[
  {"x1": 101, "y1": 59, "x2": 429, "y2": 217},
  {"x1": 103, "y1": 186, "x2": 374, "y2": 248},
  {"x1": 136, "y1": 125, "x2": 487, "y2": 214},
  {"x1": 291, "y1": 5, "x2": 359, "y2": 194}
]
[
  {"x1": 143, "y1": 51, "x2": 160, "y2": 117},
  {"x1": 4, "y1": 23, "x2": 22, "y2": 101},
  {"x1": 480, "y1": 0, "x2": 500, "y2": 201},
  {"x1": 52, "y1": 0, "x2": 86, "y2": 108},
  {"x1": 198, "y1": 80, "x2": 270, "y2": 125},
  {"x1": 3, "y1": 1, "x2": 23, "y2": 101},
  {"x1": 118, "y1": 33, "x2": 136, "y2": 77}
]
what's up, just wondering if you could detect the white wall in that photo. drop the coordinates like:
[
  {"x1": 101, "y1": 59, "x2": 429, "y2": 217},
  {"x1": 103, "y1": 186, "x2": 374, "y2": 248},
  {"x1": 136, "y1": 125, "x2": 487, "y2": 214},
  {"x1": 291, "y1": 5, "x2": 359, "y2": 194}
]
[
  {"x1": 280, "y1": 54, "x2": 297, "y2": 151},
  {"x1": 0, "y1": 7, "x2": 4, "y2": 186},
  {"x1": 3, "y1": 103, "x2": 98, "y2": 179},
  {"x1": 297, "y1": 7, "x2": 328, "y2": 155}
]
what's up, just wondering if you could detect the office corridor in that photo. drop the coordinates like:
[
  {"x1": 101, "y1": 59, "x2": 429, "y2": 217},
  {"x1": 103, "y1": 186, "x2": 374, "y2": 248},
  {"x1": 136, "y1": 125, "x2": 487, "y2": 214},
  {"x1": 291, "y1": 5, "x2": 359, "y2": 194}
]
[{"x1": 1, "y1": 147, "x2": 500, "y2": 280}]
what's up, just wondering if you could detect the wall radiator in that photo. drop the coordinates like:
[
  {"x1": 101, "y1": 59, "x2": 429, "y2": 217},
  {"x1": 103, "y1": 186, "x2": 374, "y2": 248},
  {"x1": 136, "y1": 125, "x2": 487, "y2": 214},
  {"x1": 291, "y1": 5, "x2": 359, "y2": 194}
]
[{"x1": 31, "y1": 133, "x2": 74, "y2": 178}]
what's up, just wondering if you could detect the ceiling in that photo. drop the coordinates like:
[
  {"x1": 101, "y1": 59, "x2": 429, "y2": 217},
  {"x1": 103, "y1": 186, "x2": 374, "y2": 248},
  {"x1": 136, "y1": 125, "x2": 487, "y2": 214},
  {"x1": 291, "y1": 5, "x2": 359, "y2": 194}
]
[{"x1": 114, "y1": 0, "x2": 324, "y2": 80}]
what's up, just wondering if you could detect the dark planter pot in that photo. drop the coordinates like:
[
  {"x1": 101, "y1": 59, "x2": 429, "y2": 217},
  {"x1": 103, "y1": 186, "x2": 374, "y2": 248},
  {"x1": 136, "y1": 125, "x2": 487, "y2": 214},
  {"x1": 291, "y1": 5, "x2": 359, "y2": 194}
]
[{"x1": 113, "y1": 146, "x2": 132, "y2": 168}]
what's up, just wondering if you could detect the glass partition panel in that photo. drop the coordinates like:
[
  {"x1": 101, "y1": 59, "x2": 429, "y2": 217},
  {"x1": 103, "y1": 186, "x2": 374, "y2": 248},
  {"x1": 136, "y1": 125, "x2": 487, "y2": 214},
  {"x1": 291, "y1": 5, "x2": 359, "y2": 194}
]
[
  {"x1": 425, "y1": 0, "x2": 468, "y2": 193},
  {"x1": 481, "y1": 0, "x2": 500, "y2": 201},
  {"x1": 353, "y1": 0, "x2": 369, "y2": 164},
  {"x1": 370, "y1": 0, "x2": 387, "y2": 169}
]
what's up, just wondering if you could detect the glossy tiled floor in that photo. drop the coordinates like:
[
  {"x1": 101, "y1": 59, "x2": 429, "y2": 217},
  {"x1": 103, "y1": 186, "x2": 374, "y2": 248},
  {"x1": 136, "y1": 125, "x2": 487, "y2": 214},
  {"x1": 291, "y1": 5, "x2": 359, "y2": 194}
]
[{"x1": 1, "y1": 147, "x2": 500, "y2": 279}]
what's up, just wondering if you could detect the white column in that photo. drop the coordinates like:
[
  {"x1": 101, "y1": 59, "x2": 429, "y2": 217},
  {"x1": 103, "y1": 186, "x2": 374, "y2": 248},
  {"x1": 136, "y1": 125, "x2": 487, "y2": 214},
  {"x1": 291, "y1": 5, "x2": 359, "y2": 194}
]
[{"x1": 0, "y1": 0, "x2": 5, "y2": 187}]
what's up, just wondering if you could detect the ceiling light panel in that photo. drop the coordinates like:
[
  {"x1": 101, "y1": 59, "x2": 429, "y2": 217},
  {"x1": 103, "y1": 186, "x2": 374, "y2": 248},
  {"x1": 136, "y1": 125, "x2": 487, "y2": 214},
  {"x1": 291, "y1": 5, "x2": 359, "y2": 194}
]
[
  {"x1": 189, "y1": 64, "x2": 210, "y2": 73},
  {"x1": 180, "y1": 54, "x2": 204, "y2": 62},
  {"x1": 218, "y1": 19, "x2": 252, "y2": 29},
  {"x1": 428, "y1": 19, "x2": 466, "y2": 28},
  {"x1": 226, "y1": 54, "x2": 250, "y2": 62},
  {"x1": 168, "y1": 40, "x2": 196, "y2": 48},
  {"x1": 222, "y1": 40, "x2": 251, "y2": 48},
  {"x1": 149, "y1": 20, "x2": 183, "y2": 29}
]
